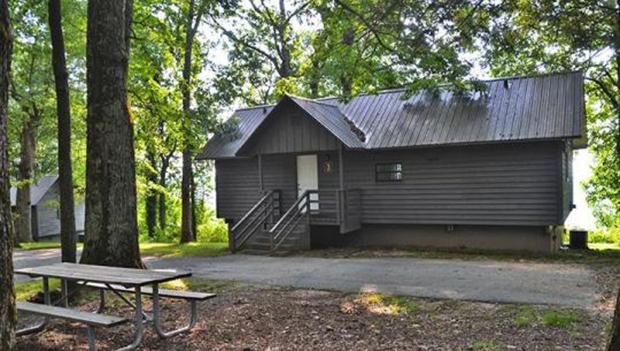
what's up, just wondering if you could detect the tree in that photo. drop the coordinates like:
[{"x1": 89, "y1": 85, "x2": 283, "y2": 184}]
[
  {"x1": 9, "y1": 0, "x2": 58, "y2": 243},
  {"x1": 0, "y1": 0, "x2": 16, "y2": 347},
  {"x1": 480, "y1": 0, "x2": 619, "y2": 348},
  {"x1": 210, "y1": 0, "x2": 312, "y2": 104},
  {"x1": 180, "y1": 0, "x2": 206, "y2": 243},
  {"x1": 80, "y1": 0, "x2": 143, "y2": 268},
  {"x1": 48, "y1": 0, "x2": 77, "y2": 269},
  {"x1": 14, "y1": 108, "x2": 38, "y2": 242}
]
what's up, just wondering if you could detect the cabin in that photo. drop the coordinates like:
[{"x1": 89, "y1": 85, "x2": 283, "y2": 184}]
[
  {"x1": 197, "y1": 72, "x2": 586, "y2": 254},
  {"x1": 10, "y1": 175, "x2": 85, "y2": 241}
]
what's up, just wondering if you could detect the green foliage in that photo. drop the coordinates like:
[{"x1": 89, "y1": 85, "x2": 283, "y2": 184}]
[
  {"x1": 588, "y1": 229, "x2": 616, "y2": 244},
  {"x1": 484, "y1": 0, "x2": 619, "y2": 231},
  {"x1": 587, "y1": 222, "x2": 620, "y2": 246},
  {"x1": 196, "y1": 207, "x2": 228, "y2": 243}
]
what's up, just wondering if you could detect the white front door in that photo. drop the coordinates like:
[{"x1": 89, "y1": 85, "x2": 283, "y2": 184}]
[{"x1": 296, "y1": 154, "x2": 319, "y2": 211}]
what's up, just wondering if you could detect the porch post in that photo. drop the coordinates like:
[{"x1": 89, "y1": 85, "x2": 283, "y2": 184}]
[
  {"x1": 338, "y1": 144, "x2": 344, "y2": 190},
  {"x1": 338, "y1": 144, "x2": 345, "y2": 232},
  {"x1": 258, "y1": 153, "x2": 263, "y2": 192}
]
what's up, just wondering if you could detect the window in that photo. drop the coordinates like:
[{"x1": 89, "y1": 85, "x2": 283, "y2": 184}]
[{"x1": 375, "y1": 163, "x2": 402, "y2": 182}]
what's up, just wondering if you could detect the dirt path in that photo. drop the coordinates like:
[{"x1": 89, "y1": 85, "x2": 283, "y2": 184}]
[{"x1": 15, "y1": 249, "x2": 599, "y2": 307}]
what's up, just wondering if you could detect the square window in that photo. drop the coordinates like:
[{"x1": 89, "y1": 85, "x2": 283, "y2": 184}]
[{"x1": 375, "y1": 163, "x2": 402, "y2": 182}]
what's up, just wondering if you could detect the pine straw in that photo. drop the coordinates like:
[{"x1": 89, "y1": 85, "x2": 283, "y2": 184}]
[{"x1": 16, "y1": 283, "x2": 611, "y2": 351}]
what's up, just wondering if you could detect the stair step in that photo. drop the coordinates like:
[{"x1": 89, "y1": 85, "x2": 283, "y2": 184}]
[{"x1": 239, "y1": 249, "x2": 271, "y2": 256}]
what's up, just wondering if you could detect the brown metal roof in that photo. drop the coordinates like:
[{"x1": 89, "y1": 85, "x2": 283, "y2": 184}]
[{"x1": 198, "y1": 71, "x2": 585, "y2": 159}]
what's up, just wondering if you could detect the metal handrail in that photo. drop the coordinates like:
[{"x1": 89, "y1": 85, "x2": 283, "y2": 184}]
[
  {"x1": 231, "y1": 191, "x2": 275, "y2": 232},
  {"x1": 270, "y1": 191, "x2": 311, "y2": 251},
  {"x1": 269, "y1": 190, "x2": 310, "y2": 233},
  {"x1": 231, "y1": 190, "x2": 279, "y2": 252}
]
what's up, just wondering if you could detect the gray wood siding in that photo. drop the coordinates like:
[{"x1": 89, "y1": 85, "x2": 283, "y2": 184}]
[
  {"x1": 34, "y1": 183, "x2": 84, "y2": 237},
  {"x1": 318, "y1": 152, "x2": 339, "y2": 189},
  {"x1": 241, "y1": 104, "x2": 340, "y2": 155},
  {"x1": 343, "y1": 142, "x2": 562, "y2": 226},
  {"x1": 215, "y1": 158, "x2": 260, "y2": 222},
  {"x1": 262, "y1": 154, "x2": 297, "y2": 211}
]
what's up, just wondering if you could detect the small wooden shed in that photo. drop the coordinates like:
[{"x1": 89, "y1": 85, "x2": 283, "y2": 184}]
[{"x1": 10, "y1": 175, "x2": 85, "y2": 241}]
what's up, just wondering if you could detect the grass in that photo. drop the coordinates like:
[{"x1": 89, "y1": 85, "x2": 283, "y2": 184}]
[
  {"x1": 589, "y1": 242, "x2": 620, "y2": 251},
  {"x1": 139, "y1": 242, "x2": 228, "y2": 257},
  {"x1": 15, "y1": 279, "x2": 60, "y2": 301},
  {"x1": 15, "y1": 276, "x2": 234, "y2": 302},
  {"x1": 358, "y1": 292, "x2": 419, "y2": 315},
  {"x1": 15, "y1": 240, "x2": 229, "y2": 258},
  {"x1": 472, "y1": 340, "x2": 498, "y2": 351},
  {"x1": 16, "y1": 242, "x2": 83, "y2": 250},
  {"x1": 542, "y1": 310, "x2": 582, "y2": 328},
  {"x1": 510, "y1": 306, "x2": 582, "y2": 329}
]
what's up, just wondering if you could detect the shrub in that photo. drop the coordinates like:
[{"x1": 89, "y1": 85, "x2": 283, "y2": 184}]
[
  {"x1": 588, "y1": 230, "x2": 614, "y2": 244},
  {"x1": 197, "y1": 217, "x2": 228, "y2": 243}
]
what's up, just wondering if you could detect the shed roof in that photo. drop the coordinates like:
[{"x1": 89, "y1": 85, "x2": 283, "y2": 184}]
[
  {"x1": 198, "y1": 71, "x2": 585, "y2": 159},
  {"x1": 10, "y1": 175, "x2": 59, "y2": 207}
]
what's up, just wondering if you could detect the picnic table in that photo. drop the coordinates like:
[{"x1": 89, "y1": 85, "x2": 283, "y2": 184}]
[{"x1": 15, "y1": 262, "x2": 214, "y2": 351}]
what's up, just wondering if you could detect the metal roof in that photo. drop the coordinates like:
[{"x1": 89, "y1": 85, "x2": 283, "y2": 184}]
[
  {"x1": 198, "y1": 71, "x2": 585, "y2": 159},
  {"x1": 10, "y1": 175, "x2": 59, "y2": 206}
]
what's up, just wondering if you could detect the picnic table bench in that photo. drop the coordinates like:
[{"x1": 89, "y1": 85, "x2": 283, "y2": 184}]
[
  {"x1": 15, "y1": 262, "x2": 215, "y2": 351},
  {"x1": 17, "y1": 301, "x2": 127, "y2": 350}
]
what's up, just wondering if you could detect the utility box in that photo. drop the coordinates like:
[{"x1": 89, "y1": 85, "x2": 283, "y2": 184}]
[{"x1": 569, "y1": 230, "x2": 588, "y2": 250}]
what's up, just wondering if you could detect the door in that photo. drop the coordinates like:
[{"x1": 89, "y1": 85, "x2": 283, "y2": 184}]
[{"x1": 296, "y1": 154, "x2": 319, "y2": 211}]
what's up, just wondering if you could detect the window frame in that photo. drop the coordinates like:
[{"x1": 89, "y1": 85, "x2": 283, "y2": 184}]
[{"x1": 375, "y1": 162, "x2": 403, "y2": 182}]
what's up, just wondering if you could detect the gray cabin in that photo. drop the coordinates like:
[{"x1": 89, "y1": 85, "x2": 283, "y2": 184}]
[
  {"x1": 10, "y1": 175, "x2": 85, "y2": 241},
  {"x1": 197, "y1": 72, "x2": 586, "y2": 253}
]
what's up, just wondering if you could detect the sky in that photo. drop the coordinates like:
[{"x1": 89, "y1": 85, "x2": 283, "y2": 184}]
[
  {"x1": 200, "y1": 3, "x2": 599, "y2": 231},
  {"x1": 565, "y1": 149, "x2": 597, "y2": 230}
]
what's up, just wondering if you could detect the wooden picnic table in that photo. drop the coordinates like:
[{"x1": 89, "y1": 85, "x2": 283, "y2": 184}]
[{"x1": 15, "y1": 262, "x2": 196, "y2": 351}]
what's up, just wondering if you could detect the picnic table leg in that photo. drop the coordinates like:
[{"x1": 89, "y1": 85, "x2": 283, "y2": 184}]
[
  {"x1": 116, "y1": 286, "x2": 144, "y2": 351},
  {"x1": 86, "y1": 327, "x2": 97, "y2": 351},
  {"x1": 61, "y1": 279, "x2": 69, "y2": 307},
  {"x1": 96, "y1": 289, "x2": 105, "y2": 313},
  {"x1": 151, "y1": 283, "x2": 198, "y2": 339},
  {"x1": 16, "y1": 277, "x2": 49, "y2": 336}
]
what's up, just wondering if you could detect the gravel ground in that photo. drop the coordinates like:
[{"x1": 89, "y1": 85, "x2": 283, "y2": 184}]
[{"x1": 17, "y1": 283, "x2": 612, "y2": 351}]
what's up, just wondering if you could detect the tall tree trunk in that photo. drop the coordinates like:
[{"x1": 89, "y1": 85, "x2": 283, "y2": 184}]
[
  {"x1": 145, "y1": 151, "x2": 157, "y2": 238},
  {"x1": 80, "y1": 0, "x2": 143, "y2": 268},
  {"x1": 180, "y1": 0, "x2": 198, "y2": 243},
  {"x1": 158, "y1": 154, "x2": 169, "y2": 231},
  {"x1": 48, "y1": 0, "x2": 77, "y2": 268},
  {"x1": 607, "y1": 2, "x2": 620, "y2": 350},
  {"x1": 614, "y1": 0, "x2": 620, "y2": 157},
  {"x1": 191, "y1": 172, "x2": 197, "y2": 240},
  {"x1": 16, "y1": 113, "x2": 38, "y2": 242},
  {"x1": 0, "y1": 0, "x2": 16, "y2": 347},
  {"x1": 181, "y1": 147, "x2": 193, "y2": 243}
]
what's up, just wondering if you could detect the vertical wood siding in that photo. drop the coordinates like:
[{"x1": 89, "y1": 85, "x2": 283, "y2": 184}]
[
  {"x1": 215, "y1": 158, "x2": 260, "y2": 222},
  {"x1": 343, "y1": 142, "x2": 562, "y2": 226},
  {"x1": 262, "y1": 154, "x2": 297, "y2": 211},
  {"x1": 241, "y1": 104, "x2": 340, "y2": 155},
  {"x1": 34, "y1": 182, "x2": 85, "y2": 238}
]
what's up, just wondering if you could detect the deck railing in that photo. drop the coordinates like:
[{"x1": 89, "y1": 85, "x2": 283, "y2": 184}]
[
  {"x1": 269, "y1": 190, "x2": 311, "y2": 252},
  {"x1": 229, "y1": 190, "x2": 280, "y2": 253},
  {"x1": 306, "y1": 189, "x2": 362, "y2": 233}
]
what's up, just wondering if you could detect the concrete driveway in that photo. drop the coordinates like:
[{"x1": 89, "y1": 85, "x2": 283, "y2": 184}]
[{"x1": 14, "y1": 249, "x2": 599, "y2": 307}]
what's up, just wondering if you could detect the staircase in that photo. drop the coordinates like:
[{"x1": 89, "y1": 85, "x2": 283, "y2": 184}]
[{"x1": 230, "y1": 190, "x2": 312, "y2": 255}]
